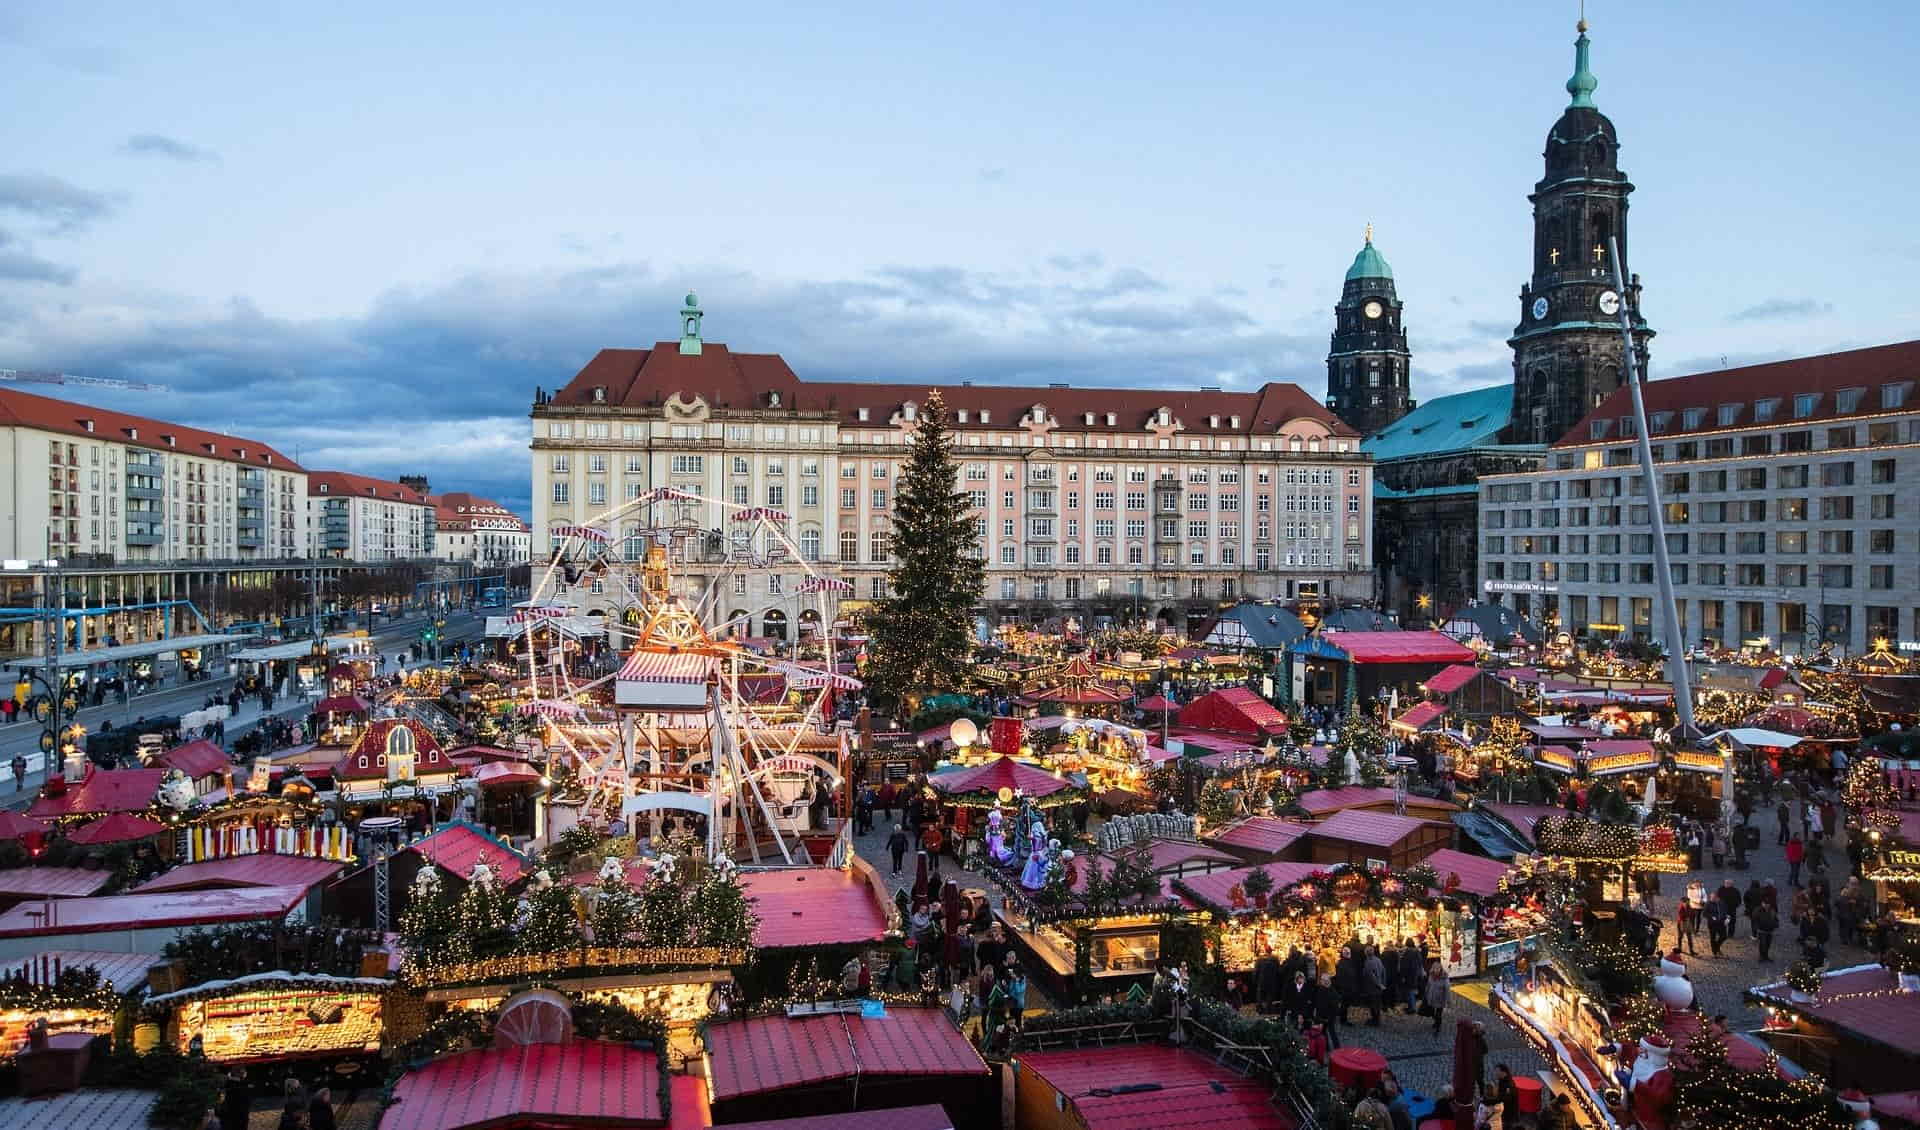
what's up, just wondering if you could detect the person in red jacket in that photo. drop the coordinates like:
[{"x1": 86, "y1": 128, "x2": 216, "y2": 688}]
[{"x1": 1785, "y1": 834, "x2": 1805, "y2": 888}]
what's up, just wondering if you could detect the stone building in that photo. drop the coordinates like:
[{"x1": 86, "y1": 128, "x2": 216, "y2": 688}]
[{"x1": 1325, "y1": 227, "x2": 1413, "y2": 438}]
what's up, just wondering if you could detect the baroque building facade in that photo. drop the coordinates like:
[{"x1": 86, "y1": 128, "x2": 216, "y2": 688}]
[{"x1": 530, "y1": 297, "x2": 1376, "y2": 638}]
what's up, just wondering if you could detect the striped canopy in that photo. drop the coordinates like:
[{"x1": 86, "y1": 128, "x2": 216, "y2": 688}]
[
  {"x1": 515, "y1": 699, "x2": 585, "y2": 720},
  {"x1": 549, "y1": 525, "x2": 610, "y2": 542},
  {"x1": 617, "y1": 650, "x2": 715, "y2": 684}
]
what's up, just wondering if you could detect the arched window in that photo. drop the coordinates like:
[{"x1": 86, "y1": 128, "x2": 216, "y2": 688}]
[{"x1": 762, "y1": 609, "x2": 788, "y2": 641}]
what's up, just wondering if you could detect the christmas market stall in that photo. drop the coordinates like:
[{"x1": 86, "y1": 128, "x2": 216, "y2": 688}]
[
  {"x1": 1028, "y1": 716, "x2": 1156, "y2": 797},
  {"x1": 1286, "y1": 630, "x2": 1475, "y2": 710},
  {"x1": 1174, "y1": 687, "x2": 1288, "y2": 740},
  {"x1": 146, "y1": 970, "x2": 391, "y2": 1064},
  {"x1": 1202, "y1": 816, "x2": 1311, "y2": 866},
  {"x1": 0, "y1": 951, "x2": 148, "y2": 1061},
  {"x1": 1417, "y1": 663, "x2": 1524, "y2": 721},
  {"x1": 1016, "y1": 655, "x2": 1132, "y2": 720},
  {"x1": 1303, "y1": 809, "x2": 1453, "y2": 871},
  {"x1": 1176, "y1": 861, "x2": 1482, "y2": 980},
  {"x1": 177, "y1": 794, "x2": 353, "y2": 865},
  {"x1": 324, "y1": 821, "x2": 528, "y2": 930},
  {"x1": 1747, "y1": 960, "x2": 1920, "y2": 1095}
]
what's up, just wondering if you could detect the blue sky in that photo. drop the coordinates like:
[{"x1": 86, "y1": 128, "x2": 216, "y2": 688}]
[{"x1": 1, "y1": 1, "x2": 1914, "y2": 518}]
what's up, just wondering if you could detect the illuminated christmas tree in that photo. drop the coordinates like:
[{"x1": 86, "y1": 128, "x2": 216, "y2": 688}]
[{"x1": 516, "y1": 872, "x2": 584, "y2": 954}]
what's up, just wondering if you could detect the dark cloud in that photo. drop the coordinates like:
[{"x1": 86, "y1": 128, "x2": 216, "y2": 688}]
[
  {"x1": 0, "y1": 174, "x2": 115, "y2": 234},
  {"x1": 1728, "y1": 297, "x2": 1832, "y2": 323},
  {"x1": 0, "y1": 257, "x2": 1340, "y2": 520},
  {"x1": 121, "y1": 134, "x2": 219, "y2": 163},
  {"x1": 0, "y1": 250, "x2": 76, "y2": 284}
]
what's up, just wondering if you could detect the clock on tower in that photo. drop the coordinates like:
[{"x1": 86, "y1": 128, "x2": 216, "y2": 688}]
[{"x1": 1325, "y1": 225, "x2": 1414, "y2": 437}]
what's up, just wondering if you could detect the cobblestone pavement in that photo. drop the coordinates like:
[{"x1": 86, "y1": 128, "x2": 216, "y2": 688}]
[{"x1": 847, "y1": 806, "x2": 1872, "y2": 1102}]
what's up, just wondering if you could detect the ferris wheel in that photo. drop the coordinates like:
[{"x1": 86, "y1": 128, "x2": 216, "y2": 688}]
[{"x1": 512, "y1": 487, "x2": 859, "y2": 863}]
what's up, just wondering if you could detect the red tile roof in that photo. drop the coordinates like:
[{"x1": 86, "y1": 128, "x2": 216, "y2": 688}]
[
  {"x1": 132, "y1": 854, "x2": 344, "y2": 894},
  {"x1": 306, "y1": 469, "x2": 427, "y2": 504},
  {"x1": 1750, "y1": 963, "x2": 1920, "y2": 1057},
  {"x1": 28, "y1": 767, "x2": 164, "y2": 819},
  {"x1": 718, "y1": 1104, "x2": 955, "y2": 1130},
  {"x1": 1126, "y1": 839, "x2": 1242, "y2": 873},
  {"x1": 150, "y1": 739, "x2": 230, "y2": 780},
  {"x1": 336, "y1": 718, "x2": 456, "y2": 781},
  {"x1": 65, "y1": 813, "x2": 169, "y2": 845},
  {"x1": 387, "y1": 1040, "x2": 666, "y2": 1130},
  {"x1": 426, "y1": 491, "x2": 530, "y2": 533},
  {"x1": 1422, "y1": 665, "x2": 1484, "y2": 695},
  {"x1": 1420, "y1": 849, "x2": 1512, "y2": 897},
  {"x1": 1555, "y1": 340, "x2": 1920, "y2": 449},
  {"x1": 1319, "y1": 630, "x2": 1476, "y2": 665},
  {"x1": 0, "y1": 885, "x2": 309, "y2": 937},
  {"x1": 551, "y1": 344, "x2": 1358, "y2": 437},
  {"x1": 0, "y1": 867, "x2": 112, "y2": 899},
  {"x1": 1308, "y1": 809, "x2": 1444, "y2": 849},
  {"x1": 405, "y1": 822, "x2": 529, "y2": 887},
  {"x1": 1014, "y1": 1043, "x2": 1297, "y2": 1130},
  {"x1": 1481, "y1": 803, "x2": 1565, "y2": 846},
  {"x1": 0, "y1": 386, "x2": 301, "y2": 470},
  {"x1": 704, "y1": 1008, "x2": 985, "y2": 1102},
  {"x1": 738, "y1": 866, "x2": 890, "y2": 949},
  {"x1": 472, "y1": 760, "x2": 542, "y2": 788},
  {"x1": 1522, "y1": 724, "x2": 1595, "y2": 741},
  {"x1": 1205, "y1": 817, "x2": 1311, "y2": 858}
]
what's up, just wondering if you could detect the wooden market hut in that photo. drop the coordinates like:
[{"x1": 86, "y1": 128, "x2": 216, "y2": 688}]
[
  {"x1": 1418, "y1": 664, "x2": 1522, "y2": 721},
  {"x1": 1011, "y1": 1043, "x2": 1295, "y2": 1130},
  {"x1": 324, "y1": 820, "x2": 529, "y2": 927},
  {"x1": 1746, "y1": 963, "x2": 1920, "y2": 1093},
  {"x1": 1287, "y1": 630, "x2": 1475, "y2": 709},
  {"x1": 1295, "y1": 785, "x2": 1461, "y2": 824},
  {"x1": 0, "y1": 868, "x2": 110, "y2": 914},
  {"x1": 1305, "y1": 809, "x2": 1453, "y2": 870},
  {"x1": 1201, "y1": 816, "x2": 1311, "y2": 866},
  {"x1": 1174, "y1": 687, "x2": 1288, "y2": 739}
]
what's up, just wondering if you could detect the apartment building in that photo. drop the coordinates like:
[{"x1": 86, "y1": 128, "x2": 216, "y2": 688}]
[
  {"x1": 429, "y1": 492, "x2": 531, "y2": 567},
  {"x1": 530, "y1": 297, "x2": 1374, "y2": 637},
  {"x1": 1477, "y1": 341, "x2": 1920, "y2": 655},
  {"x1": 307, "y1": 472, "x2": 433, "y2": 562},
  {"x1": 0, "y1": 387, "x2": 308, "y2": 563}
]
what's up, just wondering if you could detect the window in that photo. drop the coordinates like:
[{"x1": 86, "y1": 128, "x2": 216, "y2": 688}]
[
  {"x1": 587, "y1": 481, "x2": 607, "y2": 504},
  {"x1": 871, "y1": 489, "x2": 887, "y2": 509},
  {"x1": 766, "y1": 485, "x2": 785, "y2": 507},
  {"x1": 801, "y1": 484, "x2": 819, "y2": 507},
  {"x1": 1835, "y1": 387, "x2": 1864, "y2": 413},
  {"x1": 1884, "y1": 382, "x2": 1913, "y2": 410},
  {"x1": 551, "y1": 482, "x2": 569, "y2": 503},
  {"x1": 1871, "y1": 458, "x2": 1897, "y2": 484},
  {"x1": 1821, "y1": 564, "x2": 1852, "y2": 588},
  {"x1": 1820, "y1": 496, "x2": 1854, "y2": 521},
  {"x1": 1777, "y1": 564, "x2": 1807, "y2": 587},
  {"x1": 840, "y1": 488, "x2": 857, "y2": 509},
  {"x1": 1000, "y1": 544, "x2": 1016, "y2": 564},
  {"x1": 1003, "y1": 491, "x2": 1016, "y2": 509},
  {"x1": 670, "y1": 454, "x2": 703, "y2": 474},
  {"x1": 1819, "y1": 530, "x2": 1854, "y2": 554},
  {"x1": 1125, "y1": 491, "x2": 1145, "y2": 510},
  {"x1": 1187, "y1": 520, "x2": 1209, "y2": 538},
  {"x1": 1002, "y1": 518, "x2": 1015, "y2": 537},
  {"x1": 1822, "y1": 462, "x2": 1856, "y2": 487},
  {"x1": 1870, "y1": 529, "x2": 1896, "y2": 554},
  {"x1": 1717, "y1": 403, "x2": 1741, "y2": 427},
  {"x1": 1793, "y1": 393, "x2": 1820, "y2": 419},
  {"x1": 1753, "y1": 398, "x2": 1779, "y2": 422},
  {"x1": 1828, "y1": 426, "x2": 1857, "y2": 449},
  {"x1": 800, "y1": 528, "x2": 821, "y2": 561},
  {"x1": 1871, "y1": 494, "x2": 1895, "y2": 519},
  {"x1": 1000, "y1": 578, "x2": 1016, "y2": 599},
  {"x1": 1682, "y1": 408, "x2": 1705, "y2": 430},
  {"x1": 1125, "y1": 519, "x2": 1146, "y2": 537},
  {"x1": 1188, "y1": 543, "x2": 1207, "y2": 565},
  {"x1": 1778, "y1": 531, "x2": 1806, "y2": 553},
  {"x1": 839, "y1": 530, "x2": 858, "y2": 562},
  {"x1": 869, "y1": 530, "x2": 889, "y2": 562},
  {"x1": 1126, "y1": 544, "x2": 1143, "y2": 565},
  {"x1": 551, "y1": 454, "x2": 570, "y2": 474}
]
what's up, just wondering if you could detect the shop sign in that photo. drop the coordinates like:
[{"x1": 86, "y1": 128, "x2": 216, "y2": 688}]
[
  {"x1": 1483, "y1": 580, "x2": 1559, "y2": 594},
  {"x1": 1889, "y1": 849, "x2": 1920, "y2": 868}
]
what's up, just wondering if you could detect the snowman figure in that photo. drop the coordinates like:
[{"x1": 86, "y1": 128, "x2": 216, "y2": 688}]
[{"x1": 1652, "y1": 950, "x2": 1694, "y2": 1010}]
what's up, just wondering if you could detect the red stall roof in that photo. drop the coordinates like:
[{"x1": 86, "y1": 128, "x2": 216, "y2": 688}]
[
  {"x1": 1175, "y1": 863, "x2": 1325, "y2": 916},
  {"x1": 1481, "y1": 803, "x2": 1564, "y2": 846},
  {"x1": 1392, "y1": 702, "x2": 1447, "y2": 731},
  {"x1": 1585, "y1": 739, "x2": 1656, "y2": 757},
  {"x1": 738, "y1": 867, "x2": 890, "y2": 949},
  {"x1": 473, "y1": 760, "x2": 543, "y2": 788},
  {"x1": 1175, "y1": 687, "x2": 1287, "y2": 737},
  {"x1": 1749, "y1": 964, "x2": 1920, "y2": 1058},
  {"x1": 1308, "y1": 809, "x2": 1443, "y2": 849},
  {"x1": 1322, "y1": 631, "x2": 1475, "y2": 665},
  {"x1": 133, "y1": 854, "x2": 344, "y2": 894},
  {"x1": 1419, "y1": 849, "x2": 1512, "y2": 897},
  {"x1": 150, "y1": 740, "x2": 230, "y2": 780},
  {"x1": 718, "y1": 1104, "x2": 955, "y2": 1130},
  {"x1": 66, "y1": 813, "x2": 168, "y2": 845},
  {"x1": 1295, "y1": 786, "x2": 1401, "y2": 817},
  {"x1": 1522, "y1": 723, "x2": 1594, "y2": 742},
  {"x1": 387, "y1": 1040, "x2": 666, "y2": 1130},
  {"x1": 0, "y1": 950, "x2": 154, "y2": 993},
  {"x1": 1204, "y1": 817, "x2": 1310, "y2": 858},
  {"x1": 405, "y1": 822, "x2": 529, "y2": 887},
  {"x1": 0, "y1": 811, "x2": 49, "y2": 840},
  {"x1": 704, "y1": 1008, "x2": 986, "y2": 1102},
  {"x1": 1422, "y1": 665, "x2": 1484, "y2": 695},
  {"x1": 1014, "y1": 1043, "x2": 1296, "y2": 1130},
  {"x1": 0, "y1": 867, "x2": 111, "y2": 900},
  {"x1": 928, "y1": 756, "x2": 1071, "y2": 800},
  {"x1": 28, "y1": 767, "x2": 164, "y2": 819},
  {"x1": 1125, "y1": 839, "x2": 1241, "y2": 873},
  {"x1": 0, "y1": 884, "x2": 308, "y2": 938}
]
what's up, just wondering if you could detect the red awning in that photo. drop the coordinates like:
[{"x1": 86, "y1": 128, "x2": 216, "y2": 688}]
[
  {"x1": 151, "y1": 739, "x2": 230, "y2": 780},
  {"x1": 928, "y1": 756, "x2": 1073, "y2": 800},
  {"x1": 66, "y1": 812, "x2": 169, "y2": 845},
  {"x1": 313, "y1": 695, "x2": 371, "y2": 715},
  {"x1": 1135, "y1": 694, "x2": 1178, "y2": 713},
  {"x1": 473, "y1": 760, "x2": 544, "y2": 789},
  {"x1": 1392, "y1": 702, "x2": 1447, "y2": 731},
  {"x1": 617, "y1": 651, "x2": 714, "y2": 683},
  {"x1": 1421, "y1": 665, "x2": 1483, "y2": 695},
  {"x1": 1322, "y1": 630, "x2": 1477, "y2": 665},
  {"x1": 1175, "y1": 687, "x2": 1287, "y2": 737}
]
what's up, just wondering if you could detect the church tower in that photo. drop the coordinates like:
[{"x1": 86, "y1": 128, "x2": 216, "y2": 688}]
[
  {"x1": 1326, "y1": 225, "x2": 1413, "y2": 437},
  {"x1": 1509, "y1": 20, "x2": 1653, "y2": 445}
]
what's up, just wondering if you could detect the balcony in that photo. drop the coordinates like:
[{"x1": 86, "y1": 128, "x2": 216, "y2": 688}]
[
  {"x1": 125, "y1": 524, "x2": 163, "y2": 547},
  {"x1": 237, "y1": 533, "x2": 264, "y2": 549},
  {"x1": 126, "y1": 481, "x2": 163, "y2": 501},
  {"x1": 126, "y1": 453, "x2": 162, "y2": 473}
]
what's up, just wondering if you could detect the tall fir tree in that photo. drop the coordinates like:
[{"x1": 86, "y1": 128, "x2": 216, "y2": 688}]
[
  {"x1": 516, "y1": 874, "x2": 585, "y2": 954},
  {"x1": 865, "y1": 388, "x2": 985, "y2": 708}
]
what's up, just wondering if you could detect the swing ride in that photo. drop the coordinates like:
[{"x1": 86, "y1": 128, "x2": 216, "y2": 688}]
[{"x1": 511, "y1": 487, "x2": 858, "y2": 863}]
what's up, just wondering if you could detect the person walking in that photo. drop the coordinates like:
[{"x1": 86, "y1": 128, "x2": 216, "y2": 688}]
[
  {"x1": 1705, "y1": 897, "x2": 1729, "y2": 956},
  {"x1": 1363, "y1": 944, "x2": 1387, "y2": 1027},
  {"x1": 1334, "y1": 946, "x2": 1361, "y2": 1027},
  {"x1": 1313, "y1": 973, "x2": 1344, "y2": 1049},
  {"x1": 1675, "y1": 900, "x2": 1700, "y2": 956},
  {"x1": 1751, "y1": 900, "x2": 1779, "y2": 963},
  {"x1": 921, "y1": 822, "x2": 944, "y2": 881},
  {"x1": 1715, "y1": 880, "x2": 1743, "y2": 938},
  {"x1": 1835, "y1": 878, "x2": 1863, "y2": 945},
  {"x1": 1786, "y1": 833, "x2": 1805, "y2": 888},
  {"x1": 307, "y1": 1086, "x2": 337, "y2": 1130},
  {"x1": 1776, "y1": 798, "x2": 1792, "y2": 845},
  {"x1": 885, "y1": 824, "x2": 909, "y2": 876},
  {"x1": 1398, "y1": 939, "x2": 1425, "y2": 1014},
  {"x1": 1424, "y1": 959, "x2": 1451, "y2": 1037}
]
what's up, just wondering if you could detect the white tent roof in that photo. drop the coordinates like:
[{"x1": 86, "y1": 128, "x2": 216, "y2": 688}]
[{"x1": 1709, "y1": 727, "x2": 1804, "y2": 749}]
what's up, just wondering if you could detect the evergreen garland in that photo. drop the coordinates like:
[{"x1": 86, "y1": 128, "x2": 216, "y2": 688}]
[
  {"x1": 516, "y1": 875, "x2": 585, "y2": 954},
  {"x1": 863, "y1": 388, "x2": 986, "y2": 708}
]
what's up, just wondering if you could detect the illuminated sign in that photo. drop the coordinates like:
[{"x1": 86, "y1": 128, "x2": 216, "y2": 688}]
[
  {"x1": 1483, "y1": 580, "x2": 1560, "y2": 594},
  {"x1": 1585, "y1": 623, "x2": 1625, "y2": 632}
]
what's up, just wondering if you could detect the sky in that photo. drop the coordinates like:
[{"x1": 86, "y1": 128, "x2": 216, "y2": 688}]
[{"x1": 1, "y1": 0, "x2": 1915, "y2": 519}]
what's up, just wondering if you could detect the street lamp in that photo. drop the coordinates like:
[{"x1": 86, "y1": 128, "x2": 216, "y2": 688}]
[{"x1": 4, "y1": 559, "x2": 68, "y2": 774}]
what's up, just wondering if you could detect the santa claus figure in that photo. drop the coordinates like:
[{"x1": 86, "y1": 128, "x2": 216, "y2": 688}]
[
  {"x1": 1628, "y1": 1032, "x2": 1677, "y2": 1130},
  {"x1": 1652, "y1": 950, "x2": 1694, "y2": 1010}
]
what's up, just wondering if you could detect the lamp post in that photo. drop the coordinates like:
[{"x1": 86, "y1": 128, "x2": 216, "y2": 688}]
[{"x1": 5, "y1": 559, "x2": 72, "y2": 775}]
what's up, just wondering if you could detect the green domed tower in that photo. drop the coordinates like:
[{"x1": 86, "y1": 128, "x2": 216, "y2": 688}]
[{"x1": 1326, "y1": 224, "x2": 1413, "y2": 437}]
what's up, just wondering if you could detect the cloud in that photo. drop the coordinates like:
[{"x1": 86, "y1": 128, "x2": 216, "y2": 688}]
[
  {"x1": 0, "y1": 174, "x2": 115, "y2": 234},
  {"x1": 1729, "y1": 297, "x2": 1832, "y2": 323},
  {"x1": 121, "y1": 134, "x2": 219, "y2": 163},
  {"x1": 977, "y1": 167, "x2": 1008, "y2": 183},
  {"x1": 0, "y1": 256, "x2": 1341, "y2": 519},
  {"x1": 0, "y1": 226, "x2": 75, "y2": 284}
]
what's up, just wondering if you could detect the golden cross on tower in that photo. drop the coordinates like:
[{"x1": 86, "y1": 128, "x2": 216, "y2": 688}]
[
  {"x1": 1365, "y1": 221, "x2": 1374, "y2": 243},
  {"x1": 1593, "y1": 243, "x2": 1606, "y2": 263},
  {"x1": 1548, "y1": 247, "x2": 1560, "y2": 265}
]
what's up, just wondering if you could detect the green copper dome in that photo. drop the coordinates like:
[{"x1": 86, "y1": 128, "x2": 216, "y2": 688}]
[
  {"x1": 1566, "y1": 23, "x2": 1598, "y2": 108},
  {"x1": 1345, "y1": 237, "x2": 1393, "y2": 282}
]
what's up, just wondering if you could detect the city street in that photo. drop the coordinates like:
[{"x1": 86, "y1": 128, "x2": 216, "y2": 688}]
[{"x1": 0, "y1": 608, "x2": 489, "y2": 807}]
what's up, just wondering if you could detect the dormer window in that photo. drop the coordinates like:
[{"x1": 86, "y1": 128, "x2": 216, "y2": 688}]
[
  {"x1": 1681, "y1": 408, "x2": 1705, "y2": 430},
  {"x1": 1835, "y1": 387, "x2": 1864, "y2": 413},
  {"x1": 957, "y1": 410, "x2": 969, "y2": 423},
  {"x1": 1716, "y1": 403, "x2": 1741, "y2": 427},
  {"x1": 1619, "y1": 416, "x2": 1636, "y2": 437},
  {"x1": 767, "y1": 391, "x2": 782, "y2": 408},
  {"x1": 1083, "y1": 412, "x2": 1095, "y2": 425},
  {"x1": 1156, "y1": 408, "x2": 1170, "y2": 426},
  {"x1": 80, "y1": 419, "x2": 94, "y2": 433},
  {"x1": 1590, "y1": 419, "x2": 1613, "y2": 440},
  {"x1": 1753, "y1": 399, "x2": 1779, "y2": 423},
  {"x1": 979, "y1": 410, "x2": 991, "y2": 423},
  {"x1": 164, "y1": 435, "x2": 176, "y2": 447},
  {"x1": 1885, "y1": 382, "x2": 1913, "y2": 410},
  {"x1": 902, "y1": 401, "x2": 916, "y2": 421},
  {"x1": 126, "y1": 427, "x2": 137, "y2": 440},
  {"x1": 1229, "y1": 415, "x2": 1240, "y2": 428},
  {"x1": 1208, "y1": 415, "x2": 1219, "y2": 428},
  {"x1": 1793, "y1": 393, "x2": 1820, "y2": 418},
  {"x1": 1650, "y1": 411, "x2": 1673, "y2": 433},
  {"x1": 856, "y1": 408, "x2": 870, "y2": 421},
  {"x1": 1105, "y1": 413, "x2": 1116, "y2": 426}
]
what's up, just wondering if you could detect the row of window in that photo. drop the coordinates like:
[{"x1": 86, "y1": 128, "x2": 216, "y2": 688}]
[
  {"x1": 1489, "y1": 558, "x2": 1903, "y2": 590},
  {"x1": 1587, "y1": 383, "x2": 1912, "y2": 441},
  {"x1": 1488, "y1": 491, "x2": 1898, "y2": 530},
  {"x1": 1488, "y1": 527, "x2": 1907, "y2": 558}
]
